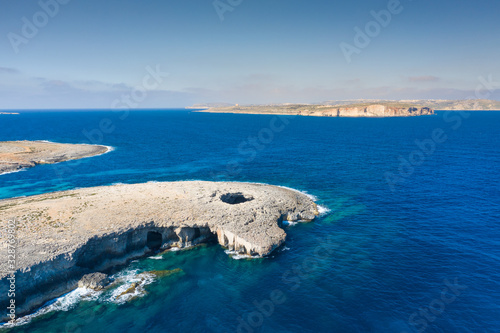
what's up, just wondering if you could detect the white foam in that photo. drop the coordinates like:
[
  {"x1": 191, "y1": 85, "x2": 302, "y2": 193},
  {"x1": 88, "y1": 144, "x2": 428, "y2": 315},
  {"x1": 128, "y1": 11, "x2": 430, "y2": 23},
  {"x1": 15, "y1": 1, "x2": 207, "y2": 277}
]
[
  {"x1": 104, "y1": 269, "x2": 155, "y2": 305},
  {"x1": 282, "y1": 220, "x2": 298, "y2": 227},
  {"x1": 0, "y1": 288, "x2": 101, "y2": 328},
  {"x1": 224, "y1": 250, "x2": 261, "y2": 260},
  {"x1": 104, "y1": 145, "x2": 114, "y2": 154},
  {"x1": 275, "y1": 185, "x2": 318, "y2": 201},
  {"x1": 0, "y1": 168, "x2": 27, "y2": 176},
  {"x1": 164, "y1": 244, "x2": 206, "y2": 252},
  {"x1": 148, "y1": 255, "x2": 163, "y2": 260},
  {"x1": 80, "y1": 144, "x2": 114, "y2": 157},
  {"x1": 317, "y1": 205, "x2": 331, "y2": 216},
  {"x1": 274, "y1": 185, "x2": 332, "y2": 217}
]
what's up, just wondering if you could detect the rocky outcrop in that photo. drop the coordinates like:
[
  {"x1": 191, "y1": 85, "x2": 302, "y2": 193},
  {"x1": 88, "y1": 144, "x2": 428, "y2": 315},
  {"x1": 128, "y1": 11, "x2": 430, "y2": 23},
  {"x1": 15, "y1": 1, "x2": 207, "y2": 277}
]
[
  {"x1": 0, "y1": 141, "x2": 110, "y2": 175},
  {"x1": 77, "y1": 273, "x2": 110, "y2": 290},
  {"x1": 0, "y1": 181, "x2": 318, "y2": 321}
]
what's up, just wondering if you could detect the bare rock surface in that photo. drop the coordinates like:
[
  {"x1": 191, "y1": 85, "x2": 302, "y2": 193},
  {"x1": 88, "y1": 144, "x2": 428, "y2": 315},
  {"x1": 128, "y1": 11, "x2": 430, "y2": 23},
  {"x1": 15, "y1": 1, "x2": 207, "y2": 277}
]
[
  {"x1": 77, "y1": 273, "x2": 110, "y2": 290},
  {"x1": 0, "y1": 140, "x2": 109, "y2": 175},
  {"x1": 0, "y1": 181, "x2": 318, "y2": 319}
]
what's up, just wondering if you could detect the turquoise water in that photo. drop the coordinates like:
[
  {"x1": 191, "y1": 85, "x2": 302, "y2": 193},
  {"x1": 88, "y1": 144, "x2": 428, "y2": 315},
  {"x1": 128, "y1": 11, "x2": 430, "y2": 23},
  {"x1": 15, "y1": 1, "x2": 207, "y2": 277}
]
[{"x1": 1, "y1": 110, "x2": 499, "y2": 332}]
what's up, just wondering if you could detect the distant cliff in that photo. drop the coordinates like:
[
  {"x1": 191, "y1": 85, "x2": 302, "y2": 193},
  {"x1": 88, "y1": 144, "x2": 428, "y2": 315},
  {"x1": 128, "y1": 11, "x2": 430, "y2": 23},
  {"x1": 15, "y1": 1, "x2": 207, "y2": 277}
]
[
  {"x1": 300, "y1": 104, "x2": 434, "y2": 117},
  {"x1": 194, "y1": 98, "x2": 500, "y2": 116},
  {"x1": 200, "y1": 103, "x2": 434, "y2": 117}
]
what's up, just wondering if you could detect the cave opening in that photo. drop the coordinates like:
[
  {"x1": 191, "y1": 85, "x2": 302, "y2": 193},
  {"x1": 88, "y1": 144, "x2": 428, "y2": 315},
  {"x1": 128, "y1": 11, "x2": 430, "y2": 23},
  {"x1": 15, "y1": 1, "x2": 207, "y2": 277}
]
[
  {"x1": 194, "y1": 227, "x2": 201, "y2": 239},
  {"x1": 220, "y1": 192, "x2": 254, "y2": 205},
  {"x1": 146, "y1": 231, "x2": 163, "y2": 250}
]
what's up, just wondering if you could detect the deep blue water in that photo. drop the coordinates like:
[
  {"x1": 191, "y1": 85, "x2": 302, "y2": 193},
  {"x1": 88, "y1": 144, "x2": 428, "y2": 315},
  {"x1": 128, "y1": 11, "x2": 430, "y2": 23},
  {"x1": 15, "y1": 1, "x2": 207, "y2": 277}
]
[{"x1": 1, "y1": 110, "x2": 499, "y2": 333}]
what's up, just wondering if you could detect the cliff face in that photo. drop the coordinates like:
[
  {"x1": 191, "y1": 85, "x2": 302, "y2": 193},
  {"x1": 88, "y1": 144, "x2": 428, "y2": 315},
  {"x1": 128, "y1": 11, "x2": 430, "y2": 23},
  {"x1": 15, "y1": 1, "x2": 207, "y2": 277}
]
[
  {"x1": 0, "y1": 181, "x2": 318, "y2": 320},
  {"x1": 202, "y1": 103, "x2": 435, "y2": 117},
  {"x1": 303, "y1": 105, "x2": 434, "y2": 117}
]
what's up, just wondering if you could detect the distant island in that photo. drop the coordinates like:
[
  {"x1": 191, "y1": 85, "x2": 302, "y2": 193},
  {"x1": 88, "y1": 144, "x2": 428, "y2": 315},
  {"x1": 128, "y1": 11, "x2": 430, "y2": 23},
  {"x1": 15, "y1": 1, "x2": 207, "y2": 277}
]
[
  {"x1": 199, "y1": 103, "x2": 434, "y2": 117},
  {"x1": 192, "y1": 99, "x2": 500, "y2": 117},
  {"x1": 0, "y1": 141, "x2": 110, "y2": 175}
]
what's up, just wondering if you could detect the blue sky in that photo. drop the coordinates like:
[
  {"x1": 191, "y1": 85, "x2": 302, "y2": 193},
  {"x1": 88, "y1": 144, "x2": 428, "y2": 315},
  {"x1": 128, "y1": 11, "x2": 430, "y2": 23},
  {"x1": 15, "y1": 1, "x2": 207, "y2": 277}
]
[{"x1": 1, "y1": 0, "x2": 499, "y2": 109}]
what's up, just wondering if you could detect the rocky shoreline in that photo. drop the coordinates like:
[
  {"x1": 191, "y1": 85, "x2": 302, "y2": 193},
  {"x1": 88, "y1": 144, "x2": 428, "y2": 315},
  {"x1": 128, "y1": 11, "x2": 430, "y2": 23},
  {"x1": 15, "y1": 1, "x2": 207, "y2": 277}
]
[
  {"x1": 0, "y1": 181, "x2": 319, "y2": 321},
  {"x1": 0, "y1": 141, "x2": 110, "y2": 175}
]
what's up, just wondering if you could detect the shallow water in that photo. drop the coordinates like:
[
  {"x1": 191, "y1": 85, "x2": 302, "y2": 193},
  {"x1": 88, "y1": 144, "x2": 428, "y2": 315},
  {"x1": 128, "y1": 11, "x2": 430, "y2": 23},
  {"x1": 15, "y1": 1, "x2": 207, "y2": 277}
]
[{"x1": 1, "y1": 110, "x2": 499, "y2": 332}]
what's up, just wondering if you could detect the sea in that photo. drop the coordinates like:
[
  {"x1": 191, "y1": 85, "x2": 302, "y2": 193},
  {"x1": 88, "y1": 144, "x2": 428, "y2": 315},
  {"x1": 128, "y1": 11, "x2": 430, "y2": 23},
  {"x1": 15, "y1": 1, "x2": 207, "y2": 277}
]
[{"x1": 0, "y1": 110, "x2": 499, "y2": 333}]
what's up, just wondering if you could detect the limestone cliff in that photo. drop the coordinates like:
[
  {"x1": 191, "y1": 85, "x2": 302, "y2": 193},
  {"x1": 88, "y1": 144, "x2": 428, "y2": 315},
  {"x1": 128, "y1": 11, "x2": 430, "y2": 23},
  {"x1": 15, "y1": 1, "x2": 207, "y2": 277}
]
[
  {"x1": 302, "y1": 104, "x2": 434, "y2": 117},
  {"x1": 201, "y1": 103, "x2": 434, "y2": 117}
]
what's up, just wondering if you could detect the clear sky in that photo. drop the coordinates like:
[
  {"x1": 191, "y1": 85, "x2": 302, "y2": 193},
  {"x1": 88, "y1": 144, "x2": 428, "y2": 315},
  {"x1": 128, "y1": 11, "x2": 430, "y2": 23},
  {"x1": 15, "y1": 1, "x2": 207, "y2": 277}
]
[{"x1": 1, "y1": 0, "x2": 499, "y2": 109}]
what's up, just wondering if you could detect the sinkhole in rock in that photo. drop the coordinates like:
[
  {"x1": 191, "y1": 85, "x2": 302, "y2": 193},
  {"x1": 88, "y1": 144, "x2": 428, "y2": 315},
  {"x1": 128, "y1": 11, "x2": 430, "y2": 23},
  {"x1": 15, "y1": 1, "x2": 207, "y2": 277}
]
[
  {"x1": 220, "y1": 192, "x2": 254, "y2": 205},
  {"x1": 146, "y1": 231, "x2": 163, "y2": 250}
]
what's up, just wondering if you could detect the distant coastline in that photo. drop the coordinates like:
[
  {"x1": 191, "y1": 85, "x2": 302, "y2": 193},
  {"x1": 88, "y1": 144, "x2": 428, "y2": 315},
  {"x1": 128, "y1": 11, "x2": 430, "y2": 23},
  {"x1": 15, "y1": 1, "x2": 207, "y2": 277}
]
[
  {"x1": 192, "y1": 99, "x2": 500, "y2": 118},
  {"x1": 197, "y1": 103, "x2": 435, "y2": 118}
]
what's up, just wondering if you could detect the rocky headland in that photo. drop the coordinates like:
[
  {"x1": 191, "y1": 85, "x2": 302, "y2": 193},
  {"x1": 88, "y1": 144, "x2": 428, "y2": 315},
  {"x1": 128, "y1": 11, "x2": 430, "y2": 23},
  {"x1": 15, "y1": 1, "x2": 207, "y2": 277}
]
[
  {"x1": 0, "y1": 181, "x2": 318, "y2": 321},
  {"x1": 0, "y1": 141, "x2": 110, "y2": 175}
]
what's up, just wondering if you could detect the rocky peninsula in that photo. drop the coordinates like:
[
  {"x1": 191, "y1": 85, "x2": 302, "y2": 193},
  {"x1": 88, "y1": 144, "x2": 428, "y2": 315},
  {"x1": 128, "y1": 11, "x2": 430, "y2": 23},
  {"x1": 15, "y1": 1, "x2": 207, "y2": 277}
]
[
  {"x1": 200, "y1": 103, "x2": 434, "y2": 117},
  {"x1": 0, "y1": 141, "x2": 110, "y2": 175},
  {"x1": 0, "y1": 181, "x2": 318, "y2": 321}
]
